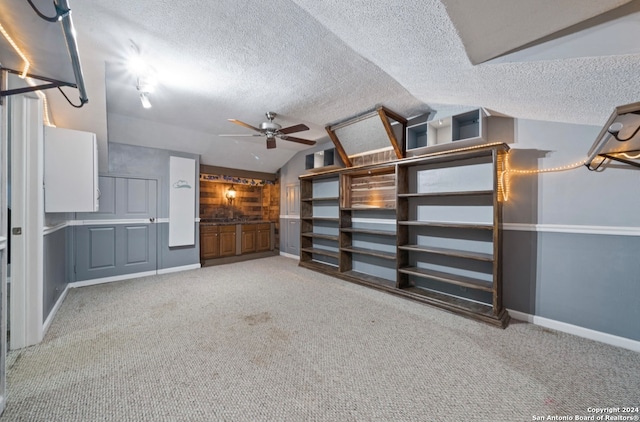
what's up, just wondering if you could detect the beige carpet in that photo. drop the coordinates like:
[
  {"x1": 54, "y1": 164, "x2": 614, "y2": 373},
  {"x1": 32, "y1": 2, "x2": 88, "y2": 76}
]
[{"x1": 3, "y1": 256, "x2": 639, "y2": 421}]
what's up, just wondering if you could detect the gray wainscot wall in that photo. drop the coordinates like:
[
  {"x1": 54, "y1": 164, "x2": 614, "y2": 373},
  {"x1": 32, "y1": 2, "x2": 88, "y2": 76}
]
[
  {"x1": 108, "y1": 142, "x2": 200, "y2": 271},
  {"x1": 43, "y1": 212, "x2": 74, "y2": 323},
  {"x1": 503, "y1": 118, "x2": 640, "y2": 341}
]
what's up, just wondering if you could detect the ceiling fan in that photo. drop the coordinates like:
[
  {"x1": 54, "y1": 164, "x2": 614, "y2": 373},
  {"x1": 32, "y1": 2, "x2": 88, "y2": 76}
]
[{"x1": 220, "y1": 112, "x2": 316, "y2": 149}]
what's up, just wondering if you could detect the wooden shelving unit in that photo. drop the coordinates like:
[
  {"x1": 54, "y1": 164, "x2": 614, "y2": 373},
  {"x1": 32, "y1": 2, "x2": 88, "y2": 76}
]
[
  {"x1": 299, "y1": 144, "x2": 509, "y2": 327},
  {"x1": 299, "y1": 173, "x2": 341, "y2": 273},
  {"x1": 396, "y1": 144, "x2": 509, "y2": 327},
  {"x1": 338, "y1": 164, "x2": 397, "y2": 288}
]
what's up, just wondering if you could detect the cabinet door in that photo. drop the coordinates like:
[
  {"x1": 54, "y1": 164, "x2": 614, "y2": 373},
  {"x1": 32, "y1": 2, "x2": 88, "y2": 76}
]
[
  {"x1": 200, "y1": 230, "x2": 220, "y2": 259},
  {"x1": 44, "y1": 126, "x2": 98, "y2": 212},
  {"x1": 242, "y1": 228, "x2": 257, "y2": 254},
  {"x1": 257, "y1": 226, "x2": 271, "y2": 252},
  {"x1": 219, "y1": 230, "x2": 236, "y2": 257}
]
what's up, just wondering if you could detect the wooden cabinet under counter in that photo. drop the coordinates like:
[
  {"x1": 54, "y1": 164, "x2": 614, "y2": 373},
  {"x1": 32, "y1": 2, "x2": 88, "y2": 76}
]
[
  {"x1": 256, "y1": 223, "x2": 271, "y2": 252},
  {"x1": 200, "y1": 222, "x2": 274, "y2": 264},
  {"x1": 219, "y1": 225, "x2": 237, "y2": 257},
  {"x1": 241, "y1": 225, "x2": 257, "y2": 254},
  {"x1": 200, "y1": 225, "x2": 220, "y2": 260}
]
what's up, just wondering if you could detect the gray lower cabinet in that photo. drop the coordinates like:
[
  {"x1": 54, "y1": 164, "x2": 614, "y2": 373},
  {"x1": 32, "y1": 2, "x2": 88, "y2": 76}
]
[{"x1": 74, "y1": 176, "x2": 157, "y2": 281}]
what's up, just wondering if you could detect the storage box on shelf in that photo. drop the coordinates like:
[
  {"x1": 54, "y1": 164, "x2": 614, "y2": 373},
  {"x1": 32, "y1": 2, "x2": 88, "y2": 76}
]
[
  {"x1": 305, "y1": 148, "x2": 340, "y2": 172},
  {"x1": 339, "y1": 164, "x2": 397, "y2": 288},
  {"x1": 299, "y1": 173, "x2": 341, "y2": 273},
  {"x1": 396, "y1": 143, "x2": 509, "y2": 327},
  {"x1": 406, "y1": 108, "x2": 493, "y2": 157}
]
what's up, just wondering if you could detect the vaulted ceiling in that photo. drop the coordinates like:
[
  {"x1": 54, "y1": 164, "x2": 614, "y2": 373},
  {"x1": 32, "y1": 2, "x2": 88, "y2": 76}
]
[{"x1": 1, "y1": 0, "x2": 639, "y2": 172}]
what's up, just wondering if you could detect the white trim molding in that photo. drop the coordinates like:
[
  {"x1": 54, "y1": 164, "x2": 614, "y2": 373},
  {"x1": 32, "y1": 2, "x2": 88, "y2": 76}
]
[
  {"x1": 43, "y1": 285, "x2": 70, "y2": 335},
  {"x1": 279, "y1": 251, "x2": 299, "y2": 260},
  {"x1": 157, "y1": 263, "x2": 201, "y2": 275},
  {"x1": 279, "y1": 215, "x2": 300, "y2": 220},
  {"x1": 69, "y1": 270, "x2": 158, "y2": 288},
  {"x1": 503, "y1": 223, "x2": 640, "y2": 236},
  {"x1": 69, "y1": 264, "x2": 202, "y2": 288},
  {"x1": 508, "y1": 309, "x2": 640, "y2": 352}
]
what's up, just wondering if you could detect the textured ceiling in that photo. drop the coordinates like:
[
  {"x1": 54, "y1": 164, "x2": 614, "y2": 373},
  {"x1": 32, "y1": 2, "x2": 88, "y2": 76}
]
[{"x1": 2, "y1": 0, "x2": 639, "y2": 172}]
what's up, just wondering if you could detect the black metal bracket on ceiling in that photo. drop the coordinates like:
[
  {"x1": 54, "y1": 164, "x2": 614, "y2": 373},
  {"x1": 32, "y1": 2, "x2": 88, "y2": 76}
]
[
  {"x1": 599, "y1": 152, "x2": 640, "y2": 169},
  {"x1": 0, "y1": 0, "x2": 89, "y2": 107},
  {"x1": 0, "y1": 67, "x2": 77, "y2": 104}
]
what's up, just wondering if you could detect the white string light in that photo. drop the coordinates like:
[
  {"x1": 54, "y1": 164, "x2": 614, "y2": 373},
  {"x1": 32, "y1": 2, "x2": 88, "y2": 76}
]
[
  {"x1": 621, "y1": 151, "x2": 640, "y2": 159},
  {"x1": 0, "y1": 22, "x2": 55, "y2": 126},
  {"x1": 0, "y1": 22, "x2": 30, "y2": 78},
  {"x1": 500, "y1": 154, "x2": 591, "y2": 202}
]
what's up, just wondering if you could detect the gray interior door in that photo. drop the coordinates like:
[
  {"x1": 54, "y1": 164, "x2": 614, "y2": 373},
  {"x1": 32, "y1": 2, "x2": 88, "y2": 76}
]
[
  {"x1": 285, "y1": 184, "x2": 300, "y2": 255},
  {"x1": 74, "y1": 176, "x2": 157, "y2": 281}
]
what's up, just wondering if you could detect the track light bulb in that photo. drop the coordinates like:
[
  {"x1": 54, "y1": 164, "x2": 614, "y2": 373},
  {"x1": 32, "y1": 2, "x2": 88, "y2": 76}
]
[{"x1": 139, "y1": 92, "x2": 152, "y2": 109}]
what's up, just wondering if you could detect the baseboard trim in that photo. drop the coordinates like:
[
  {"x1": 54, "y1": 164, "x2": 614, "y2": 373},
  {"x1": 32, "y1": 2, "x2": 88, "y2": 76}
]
[
  {"x1": 279, "y1": 251, "x2": 299, "y2": 260},
  {"x1": 43, "y1": 284, "x2": 70, "y2": 335},
  {"x1": 157, "y1": 263, "x2": 201, "y2": 274},
  {"x1": 69, "y1": 270, "x2": 158, "y2": 288},
  {"x1": 507, "y1": 309, "x2": 640, "y2": 352},
  {"x1": 69, "y1": 264, "x2": 202, "y2": 288}
]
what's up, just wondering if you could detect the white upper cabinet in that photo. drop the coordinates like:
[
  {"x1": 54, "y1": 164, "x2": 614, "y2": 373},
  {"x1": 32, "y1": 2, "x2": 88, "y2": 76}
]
[{"x1": 44, "y1": 126, "x2": 99, "y2": 212}]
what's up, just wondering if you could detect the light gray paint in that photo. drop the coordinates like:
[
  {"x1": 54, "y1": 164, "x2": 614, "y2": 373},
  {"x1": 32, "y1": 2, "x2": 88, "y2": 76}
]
[
  {"x1": 505, "y1": 119, "x2": 640, "y2": 226},
  {"x1": 282, "y1": 219, "x2": 300, "y2": 256},
  {"x1": 503, "y1": 230, "x2": 640, "y2": 341},
  {"x1": 502, "y1": 118, "x2": 640, "y2": 341},
  {"x1": 43, "y1": 227, "x2": 70, "y2": 321},
  {"x1": 108, "y1": 142, "x2": 200, "y2": 269}
]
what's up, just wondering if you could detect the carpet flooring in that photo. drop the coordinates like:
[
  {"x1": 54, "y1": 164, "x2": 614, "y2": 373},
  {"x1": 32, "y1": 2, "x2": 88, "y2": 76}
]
[{"x1": 2, "y1": 256, "x2": 639, "y2": 421}]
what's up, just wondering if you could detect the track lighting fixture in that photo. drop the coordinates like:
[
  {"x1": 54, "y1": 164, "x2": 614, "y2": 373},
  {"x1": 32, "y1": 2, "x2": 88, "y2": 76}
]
[{"x1": 139, "y1": 91, "x2": 152, "y2": 109}]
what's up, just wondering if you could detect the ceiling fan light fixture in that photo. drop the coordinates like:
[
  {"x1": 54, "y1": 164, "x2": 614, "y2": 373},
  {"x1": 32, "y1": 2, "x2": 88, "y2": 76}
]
[{"x1": 222, "y1": 111, "x2": 316, "y2": 149}]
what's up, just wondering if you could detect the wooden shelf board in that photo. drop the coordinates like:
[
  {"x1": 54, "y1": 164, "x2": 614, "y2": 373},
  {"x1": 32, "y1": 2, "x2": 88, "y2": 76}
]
[
  {"x1": 301, "y1": 232, "x2": 339, "y2": 241},
  {"x1": 401, "y1": 286, "x2": 496, "y2": 318},
  {"x1": 341, "y1": 246, "x2": 396, "y2": 260},
  {"x1": 340, "y1": 228, "x2": 397, "y2": 237},
  {"x1": 299, "y1": 260, "x2": 339, "y2": 274},
  {"x1": 342, "y1": 270, "x2": 396, "y2": 288},
  {"x1": 351, "y1": 186, "x2": 396, "y2": 192},
  {"x1": 300, "y1": 247, "x2": 339, "y2": 259},
  {"x1": 397, "y1": 190, "x2": 493, "y2": 198},
  {"x1": 342, "y1": 207, "x2": 396, "y2": 212},
  {"x1": 301, "y1": 217, "x2": 340, "y2": 222},
  {"x1": 301, "y1": 196, "x2": 339, "y2": 202},
  {"x1": 398, "y1": 220, "x2": 493, "y2": 230},
  {"x1": 398, "y1": 245, "x2": 493, "y2": 262},
  {"x1": 399, "y1": 266, "x2": 493, "y2": 292}
]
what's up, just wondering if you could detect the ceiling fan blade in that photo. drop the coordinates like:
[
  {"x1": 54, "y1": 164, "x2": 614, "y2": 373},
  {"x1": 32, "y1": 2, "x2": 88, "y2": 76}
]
[
  {"x1": 279, "y1": 135, "x2": 316, "y2": 146},
  {"x1": 266, "y1": 137, "x2": 277, "y2": 149},
  {"x1": 228, "y1": 119, "x2": 262, "y2": 133},
  {"x1": 278, "y1": 123, "x2": 309, "y2": 135},
  {"x1": 218, "y1": 134, "x2": 263, "y2": 137}
]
